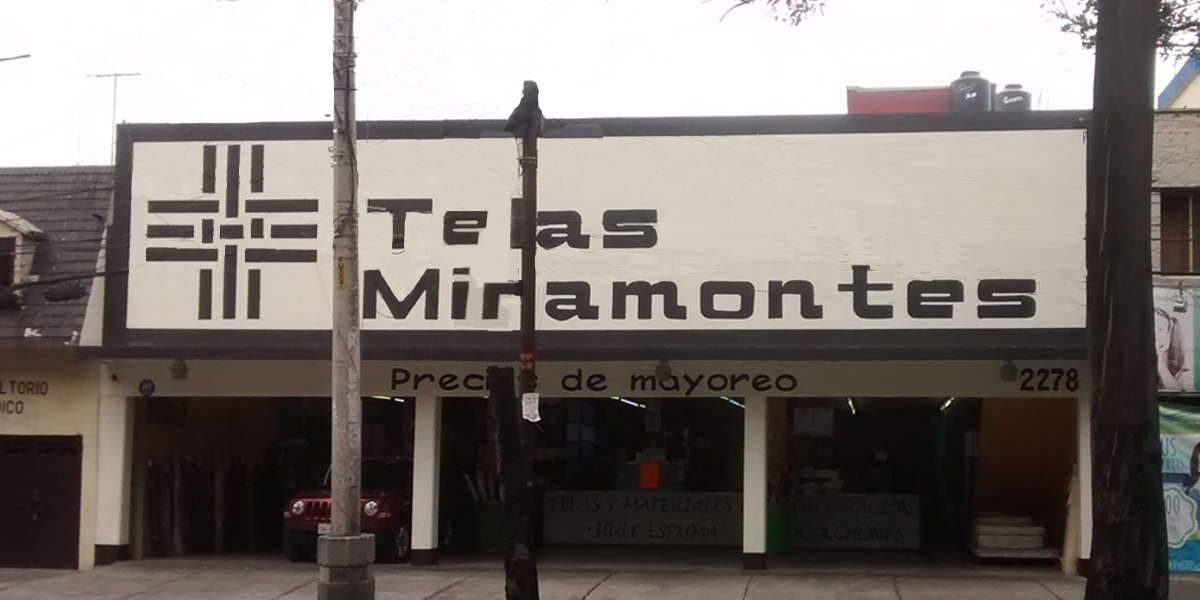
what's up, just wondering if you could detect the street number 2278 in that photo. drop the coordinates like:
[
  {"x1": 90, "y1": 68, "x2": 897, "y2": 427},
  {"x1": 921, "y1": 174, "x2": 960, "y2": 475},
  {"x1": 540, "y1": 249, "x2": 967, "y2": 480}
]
[{"x1": 1019, "y1": 368, "x2": 1080, "y2": 392}]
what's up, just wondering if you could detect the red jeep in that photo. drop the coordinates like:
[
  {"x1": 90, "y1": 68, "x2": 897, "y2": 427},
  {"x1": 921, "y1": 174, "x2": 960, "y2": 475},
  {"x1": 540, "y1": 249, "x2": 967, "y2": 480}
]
[{"x1": 282, "y1": 458, "x2": 413, "y2": 562}]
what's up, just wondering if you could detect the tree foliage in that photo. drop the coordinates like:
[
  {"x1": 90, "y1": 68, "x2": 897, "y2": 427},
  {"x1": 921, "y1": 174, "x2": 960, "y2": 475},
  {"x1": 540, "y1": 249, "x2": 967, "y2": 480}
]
[
  {"x1": 1048, "y1": 0, "x2": 1200, "y2": 56},
  {"x1": 720, "y1": 0, "x2": 827, "y2": 25},
  {"x1": 724, "y1": 0, "x2": 1200, "y2": 56}
]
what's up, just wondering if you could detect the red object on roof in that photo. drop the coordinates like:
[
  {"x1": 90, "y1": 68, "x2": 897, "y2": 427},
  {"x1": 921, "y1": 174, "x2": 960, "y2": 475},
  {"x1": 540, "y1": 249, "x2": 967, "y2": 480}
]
[{"x1": 846, "y1": 86, "x2": 953, "y2": 114}]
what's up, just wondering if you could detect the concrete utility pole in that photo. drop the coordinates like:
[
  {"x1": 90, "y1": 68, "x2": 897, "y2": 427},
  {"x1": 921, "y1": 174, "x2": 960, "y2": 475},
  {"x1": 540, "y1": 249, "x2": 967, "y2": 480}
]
[
  {"x1": 321, "y1": 1, "x2": 374, "y2": 599},
  {"x1": 88, "y1": 72, "x2": 140, "y2": 165}
]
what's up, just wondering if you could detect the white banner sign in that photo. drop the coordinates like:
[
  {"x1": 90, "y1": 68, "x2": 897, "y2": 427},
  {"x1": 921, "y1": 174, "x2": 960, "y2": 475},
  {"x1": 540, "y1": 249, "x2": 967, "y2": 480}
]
[{"x1": 125, "y1": 129, "x2": 1085, "y2": 333}]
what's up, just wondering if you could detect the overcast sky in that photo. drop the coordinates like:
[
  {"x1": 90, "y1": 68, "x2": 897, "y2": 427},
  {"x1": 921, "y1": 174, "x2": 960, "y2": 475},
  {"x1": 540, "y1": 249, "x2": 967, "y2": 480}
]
[{"x1": 0, "y1": 0, "x2": 1185, "y2": 167}]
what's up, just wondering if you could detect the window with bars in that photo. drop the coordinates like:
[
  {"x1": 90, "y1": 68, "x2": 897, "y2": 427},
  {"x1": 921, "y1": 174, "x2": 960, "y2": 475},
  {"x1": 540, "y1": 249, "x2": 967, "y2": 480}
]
[
  {"x1": 1161, "y1": 191, "x2": 1200, "y2": 275},
  {"x1": 0, "y1": 237, "x2": 13, "y2": 287}
]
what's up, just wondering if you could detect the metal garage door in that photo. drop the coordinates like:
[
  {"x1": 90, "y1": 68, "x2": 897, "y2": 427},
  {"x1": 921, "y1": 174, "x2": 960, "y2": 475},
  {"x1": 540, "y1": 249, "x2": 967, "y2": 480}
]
[{"x1": 0, "y1": 435, "x2": 82, "y2": 568}]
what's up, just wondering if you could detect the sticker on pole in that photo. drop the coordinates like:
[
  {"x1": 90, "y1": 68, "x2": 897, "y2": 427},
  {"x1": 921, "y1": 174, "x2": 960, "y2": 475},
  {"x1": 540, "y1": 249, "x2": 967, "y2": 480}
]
[{"x1": 522, "y1": 392, "x2": 541, "y2": 422}]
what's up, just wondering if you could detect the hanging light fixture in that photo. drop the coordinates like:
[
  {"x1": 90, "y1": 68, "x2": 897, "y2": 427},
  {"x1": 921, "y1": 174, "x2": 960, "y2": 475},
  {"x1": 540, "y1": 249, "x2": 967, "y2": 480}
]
[
  {"x1": 1000, "y1": 359, "x2": 1018, "y2": 382},
  {"x1": 170, "y1": 359, "x2": 188, "y2": 381}
]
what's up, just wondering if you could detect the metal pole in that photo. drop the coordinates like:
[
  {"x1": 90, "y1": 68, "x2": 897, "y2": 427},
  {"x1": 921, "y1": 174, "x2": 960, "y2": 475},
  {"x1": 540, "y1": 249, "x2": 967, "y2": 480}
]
[
  {"x1": 320, "y1": 0, "x2": 374, "y2": 598},
  {"x1": 87, "y1": 72, "x2": 139, "y2": 165}
]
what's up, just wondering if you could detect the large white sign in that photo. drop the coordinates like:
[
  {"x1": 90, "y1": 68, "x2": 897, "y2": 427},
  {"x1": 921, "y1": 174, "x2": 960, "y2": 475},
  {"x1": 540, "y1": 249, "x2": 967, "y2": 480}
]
[{"x1": 125, "y1": 129, "x2": 1085, "y2": 333}]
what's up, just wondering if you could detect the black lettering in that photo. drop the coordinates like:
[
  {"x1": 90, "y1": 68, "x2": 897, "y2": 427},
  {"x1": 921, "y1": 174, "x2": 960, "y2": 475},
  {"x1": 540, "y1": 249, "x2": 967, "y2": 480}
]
[
  {"x1": 483, "y1": 281, "x2": 522, "y2": 319},
  {"x1": 707, "y1": 374, "x2": 728, "y2": 391},
  {"x1": 14, "y1": 401, "x2": 21, "y2": 414},
  {"x1": 364, "y1": 269, "x2": 438, "y2": 320},
  {"x1": 907, "y1": 280, "x2": 964, "y2": 319},
  {"x1": 602, "y1": 209, "x2": 658, "y2": 248},
  {"x1": 391, "y1": 368, "x2": 412, "y2": 389},
  {"x1": 463, "y1": 373, "x2": 485, "y2": 391},
  {"x1": 438, "y1": 374, "x2": 460, "y2": 391},
  {"x1": 546, "y1": 282, "x2": 599, "y2": 321},
  {"x1": 730, "y1": 373, "x2": 749, "y2": 390},
  {"x1": 700, "y1": 281, "x2": 755, "y2": 319},
  {"x1": 586, "y1": 374, "x2": 608, "y2": 391},
  {"x1": 563, "y1": 369, "x2": 583, "y2": 392},
  {"x1": 751, "y1": 374, "x2": 772, "y2": 392},
  {"x1": 537, "y1": 211, "x2": 590, "y2": 249},
  {"x1": 978, "y1": 279, "x2": 1037, "y2": 318},
  {"x1": 683, "y1": 373, "x2": 704, "y2": 396},
  {"x1": 367, "y1": 198, "x2": 432, "y2": 249},
  {"x1": 612, "y1": 281, "x2": 687, "y2": 319},
  {"x1": 661, "y1": 376, "x2": 680, "y2": 391},
  {"x1": 414, "y1": 373, "x2": 435, "y2": 390},
  {"x1": 768, "y1": 280, "x2": 824, "y2": 319},
  {"x1": 631, "y1": 374, "x2": 657, "y2": 392},
  {"x1": 451, "y1": 280, "x2": 469, "y2": 320},
  {"x1": 837, "y1": 265, "x2": 893, "y2": 319},
  {"x1": 443, "y1": 211, "x2": 488, "y2": 245},
  {"x1": 776, "y1": 374, "x2": 798, "y2": 392}
]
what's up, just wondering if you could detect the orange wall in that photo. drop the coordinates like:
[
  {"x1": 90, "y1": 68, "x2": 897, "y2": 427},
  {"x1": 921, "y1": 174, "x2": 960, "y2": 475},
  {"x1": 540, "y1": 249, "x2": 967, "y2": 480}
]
[{"x1": 974, "y1": 397, "x2": 1076, "y2": 544}]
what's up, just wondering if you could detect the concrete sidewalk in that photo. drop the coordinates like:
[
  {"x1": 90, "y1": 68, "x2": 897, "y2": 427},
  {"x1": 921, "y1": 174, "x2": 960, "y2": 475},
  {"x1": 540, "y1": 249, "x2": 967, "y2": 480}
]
[{"x1": 0, "y1": 557, "x2": 1099, "y2": 600}]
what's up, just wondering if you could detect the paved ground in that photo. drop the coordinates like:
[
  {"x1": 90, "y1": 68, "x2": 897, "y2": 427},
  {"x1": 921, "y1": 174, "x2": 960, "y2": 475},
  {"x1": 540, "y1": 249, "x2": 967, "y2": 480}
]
[{"x1": 0, "y1": 555, "x2": 1198, "y2": 600}]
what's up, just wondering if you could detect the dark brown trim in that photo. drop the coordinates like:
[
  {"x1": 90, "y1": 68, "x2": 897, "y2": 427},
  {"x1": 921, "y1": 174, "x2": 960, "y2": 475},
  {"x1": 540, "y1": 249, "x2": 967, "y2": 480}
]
[
  {"x1": 250, "y1": 144, "x2": 265, "y2": 193},
  {"x1": 245, "y1": 249, "x2": 318, "y2": 263},
  {"x1": 94, "y1": 544, "x2": 130, "y2": 566},
  {"x1": 146, "y1": 248, "x2": 218, "y2": 262},
  {"x1": 148, "y1": 200, "x2": 220, "y2": 214},
  {"x1": 146, "y1": 225, "x2": 194, "y2": 239},
  {"x1": 410, "y1": 548, "x2": 437, "y2": 566},
  {"x1": 78, "y1": 327, "x2": 1087, "y2": 362},
  {"x1": 223, "y1": 245, "x2": 237, "y2": 319},
  {"x1": 225, "y1": 144, "x2": 240, "y2": 218},
  {"x1": 201, "y1": 145, "x2": 216, "y2": 193},
  {"x1": 245, "y1": 199, "x2": 319, "y2": 213},
  {"x1": 743, "y1": 552, "x2": 767, "y2": 570},
  {"x1": 103, "y1": 128, "x2": 134, "y2": 347},
  {"x1": 122, "y1": 111, "x2": 1090, "y2": 143},
  {"x1": 198, "y1": 269, "x2": 213, "y2": 320}
]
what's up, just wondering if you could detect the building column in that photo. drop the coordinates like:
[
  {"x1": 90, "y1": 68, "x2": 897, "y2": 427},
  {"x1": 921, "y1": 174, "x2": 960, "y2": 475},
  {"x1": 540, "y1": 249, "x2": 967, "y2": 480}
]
[
  {"x1": 411, "y1": 392, "x2": 442, "y2": 565},
  {"x1": 94, "y1": 366, "x2": 134, "y2": 565},
  {"x1": 743, "y1": 395, "x2": 768, "y2": 570},
  {"x1": 1077, "y1": 392, "x2": 1093, "y2": 561}
]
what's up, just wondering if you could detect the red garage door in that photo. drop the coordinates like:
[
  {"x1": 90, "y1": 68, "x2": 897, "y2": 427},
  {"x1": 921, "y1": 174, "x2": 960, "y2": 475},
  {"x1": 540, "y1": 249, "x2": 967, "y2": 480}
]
[{"x1": 0, "y1": 435, "x2": 82, "y2": 568}]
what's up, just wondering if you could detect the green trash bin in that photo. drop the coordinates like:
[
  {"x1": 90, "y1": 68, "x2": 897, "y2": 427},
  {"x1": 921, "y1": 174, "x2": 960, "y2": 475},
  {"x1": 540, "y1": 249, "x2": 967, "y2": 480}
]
[{"x1": 767, "y1": 502, "x2": 791, "y2": 556}]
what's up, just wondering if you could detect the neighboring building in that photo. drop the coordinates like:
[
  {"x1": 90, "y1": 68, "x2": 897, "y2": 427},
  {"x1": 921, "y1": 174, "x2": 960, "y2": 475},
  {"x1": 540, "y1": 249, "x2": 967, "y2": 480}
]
[
  {"x1": 1159, "y1": 52, "x2": 1200, "y2": 109},
  {"x1": 80, "y1": 113, "x2": 1091, "y2": 569},
  {"x1": 0, "y1": 167, "x2": 112, "y2": 569}
]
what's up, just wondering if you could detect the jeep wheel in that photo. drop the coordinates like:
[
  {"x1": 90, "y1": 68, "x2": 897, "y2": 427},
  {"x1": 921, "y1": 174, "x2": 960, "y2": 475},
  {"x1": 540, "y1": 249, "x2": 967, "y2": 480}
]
[
  {"x1": 380, "y1": 525, "x2": 412, "y2": 563},
  {"x1": 394, "y1": 525, "x2": 412, "y2": 562}
]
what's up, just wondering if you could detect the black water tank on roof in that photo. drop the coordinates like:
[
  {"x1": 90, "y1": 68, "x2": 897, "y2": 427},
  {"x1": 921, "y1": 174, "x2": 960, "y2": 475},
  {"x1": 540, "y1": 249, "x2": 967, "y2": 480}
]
[
  {"x1": 952, "y1": 71, "x2": 992, "y2": 112},
  {"x1": 996, "y1": 84, "x2": 1033, "y2": 111}
]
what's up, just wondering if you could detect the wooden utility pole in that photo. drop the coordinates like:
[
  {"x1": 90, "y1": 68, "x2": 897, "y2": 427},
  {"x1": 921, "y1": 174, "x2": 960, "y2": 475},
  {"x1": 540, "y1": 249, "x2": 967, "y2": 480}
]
[
  {"x1": 321, "y1": 1, "x2": 374, "y2": 599},
  {"x1": 488, "y1": 80, "x2": 542, "y2": 600},
  {"x1": 1085, "y1": 0, "x2": 1168, "y2": 596}
]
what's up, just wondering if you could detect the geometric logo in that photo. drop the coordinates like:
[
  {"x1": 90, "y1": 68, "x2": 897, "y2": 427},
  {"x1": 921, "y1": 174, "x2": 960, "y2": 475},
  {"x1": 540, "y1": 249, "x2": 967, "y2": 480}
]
[{"x1": 143, "y1": 144, "x2": 320, "y2": 320}]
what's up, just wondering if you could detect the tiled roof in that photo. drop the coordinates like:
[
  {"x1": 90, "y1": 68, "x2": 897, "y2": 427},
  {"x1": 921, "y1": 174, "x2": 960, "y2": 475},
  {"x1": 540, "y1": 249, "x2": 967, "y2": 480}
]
[{"x1": 0, "y1": 166, "x2": 112, "y2": 349}]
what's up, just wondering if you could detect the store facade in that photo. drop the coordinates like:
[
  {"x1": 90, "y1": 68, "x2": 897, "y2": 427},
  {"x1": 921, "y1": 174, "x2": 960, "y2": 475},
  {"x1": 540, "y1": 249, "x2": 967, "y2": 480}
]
[
  {"x1": 0, "y1": 166, "x2": 112, "y2": 570},
  {"x1": 83, "y1": 112, "x2": 1092, "y2": 568}
]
